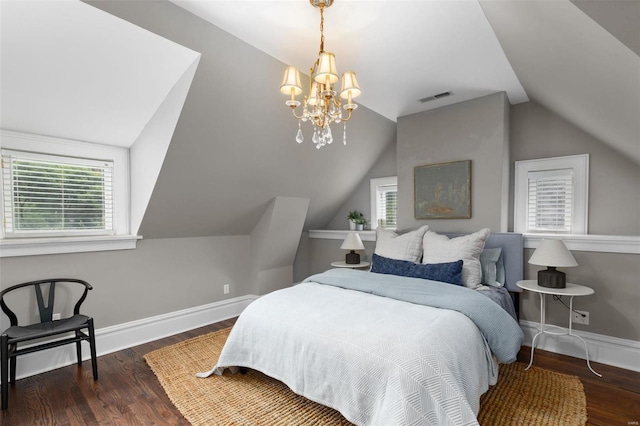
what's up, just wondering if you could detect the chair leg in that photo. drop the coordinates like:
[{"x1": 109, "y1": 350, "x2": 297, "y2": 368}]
[
  {"x1": 1, "y1": 334, "x2": 9, "y2": 410},
  {"x1": 9, "y1": 345, "x2": 16, "y2": 383},
  {"x1": 75, "y1": 331, "x2": 82, "y2": 366},
  {"x1": 87, "y1": 318, "x2": 98, "y2": 381}
]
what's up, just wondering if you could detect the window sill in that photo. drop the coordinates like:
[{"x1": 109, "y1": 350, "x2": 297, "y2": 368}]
[
  {"x1": 308, "y1": 230, "x2": 376, "y2": 242},
  {"x1": 0, "y1": 235, "x2": 142, "y2": 258},
  {"x1": 524, "y1": 233, "x2": 639, "y2": 254},
  {"x1": 309, "y1": 230, "x2": 639, "y2": 255}
]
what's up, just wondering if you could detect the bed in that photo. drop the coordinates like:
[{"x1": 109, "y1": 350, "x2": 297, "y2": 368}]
[{"x1": 198, "y1": 229, "x2": 524, "y2": 425}]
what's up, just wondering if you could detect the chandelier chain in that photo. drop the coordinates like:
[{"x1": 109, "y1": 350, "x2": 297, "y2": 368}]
[{"x1": 319, "y1": 5, "x2": 325, "y2": 53}]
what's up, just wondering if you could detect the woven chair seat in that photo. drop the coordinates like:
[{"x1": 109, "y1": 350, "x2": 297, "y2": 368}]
[{"x1": 3, "y1": 314, "x2": 90, "y2": 343}]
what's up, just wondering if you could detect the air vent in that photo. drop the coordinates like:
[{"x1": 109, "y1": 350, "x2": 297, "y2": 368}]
[{"x1": 418, "y1": 91, "x2": 453, "y2": 103}]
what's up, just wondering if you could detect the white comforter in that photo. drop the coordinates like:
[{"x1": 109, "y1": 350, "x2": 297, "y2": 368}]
[{"x1": 202, "y1": 282, "x2": 497, "y2": 426}]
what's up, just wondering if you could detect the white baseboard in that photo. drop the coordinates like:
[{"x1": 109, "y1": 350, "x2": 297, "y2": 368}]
[
  {"x1": 8, "y1": 294, "x2": 258, "y2": 382},
  {"x1": 520, "y1": 320, "x2": 640, "y2": 372}
]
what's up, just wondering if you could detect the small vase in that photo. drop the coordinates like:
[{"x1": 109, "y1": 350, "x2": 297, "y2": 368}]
[
  {"x1": 349, "y1": 220, "x2": 356, "y2": 230},
  {"x1": 356, "y1": 224, "x2": 364, "y2": 231}
]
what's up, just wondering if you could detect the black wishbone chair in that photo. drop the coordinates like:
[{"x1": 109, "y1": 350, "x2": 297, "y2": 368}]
[{"x1": 0, "y1": 278, "x2": 98, "y2": 410}]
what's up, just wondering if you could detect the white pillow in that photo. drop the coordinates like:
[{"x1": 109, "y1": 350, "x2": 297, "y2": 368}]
[
  {"x1": 422, "y1": 228, "x2": 490, "y2": 289},
  {"x1": 375, "y1": 225, "x2": 429, "y2": 262}
]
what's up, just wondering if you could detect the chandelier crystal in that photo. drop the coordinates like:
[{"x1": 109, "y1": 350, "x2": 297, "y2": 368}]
[{"x1": 280, "y1": 0, "x2": 361, "y2": 149}]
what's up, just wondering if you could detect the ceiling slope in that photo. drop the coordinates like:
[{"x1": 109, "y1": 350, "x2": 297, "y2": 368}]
[
  {"x1": 571, "y1": 0, "x2": 640, "y2": 56},
  {"x1": 168, "y1": 0, "x2": 529, "y2": 120},
  {"x1": 0, "y1": 0, "x2": 200, "y2": 148},
  {"x1": 480, "y1": 0, "x2": 640, "y2": 165},
  {"x1": 88, "y1": 0, "x2": 396, "y2": 238}
]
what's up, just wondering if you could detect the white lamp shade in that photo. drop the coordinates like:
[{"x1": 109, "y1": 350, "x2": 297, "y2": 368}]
[
  {"x1": 528, "y1": 239, "x2": 578, "y2": 267},
  {"x1": 314, "y1": 52, "x2": 339, "y2": 85},
  {"x1": 280, "y1": 66, "x2": 303, "y2": 96},
  {"x1": 341, "y1": 232, "x2": 365, "y2": 250},
  {"x1": 339, "y1": 71, "x2": 361, "y2": 100}
]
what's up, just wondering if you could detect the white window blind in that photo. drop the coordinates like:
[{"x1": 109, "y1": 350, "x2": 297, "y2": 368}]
[
  {"x1": 2, "y1": 149, "x2": 114, "y2": 238},
  {"x1": 527, "y1": 169, "x2": 573, "y2": 233},
  {"x1": 514, "y1": 154, "x2": 588, "y2": 235},
  {"x1": 376, "y1": 183, "x2": 398, "y2": 229}
]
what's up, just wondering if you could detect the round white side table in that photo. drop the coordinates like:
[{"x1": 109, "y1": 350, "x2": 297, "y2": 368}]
[{"x1": 517, "y1": 279, "x2": 601, "y2": 377}]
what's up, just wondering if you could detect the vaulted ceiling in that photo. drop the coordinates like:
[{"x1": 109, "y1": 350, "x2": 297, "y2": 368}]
[
  {"x1": 1, "y1": 0, "x2": 638, "y2": 238},
  {"x1": 1, "y1": 0, "x2": 200, "y2": 149},
  {"x1": 169, "y1": 0, "x2": 639, "y2": 164}
]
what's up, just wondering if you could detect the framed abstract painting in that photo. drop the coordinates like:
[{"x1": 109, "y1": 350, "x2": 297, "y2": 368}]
[{"x1": 414, "y1": 160, "x2": 471, "y2": 219}]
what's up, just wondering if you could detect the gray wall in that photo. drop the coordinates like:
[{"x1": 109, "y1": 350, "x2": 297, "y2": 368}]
[
  {"x1": 251, "y1": 196, "x2": 309, "y2": 295},
  {"x1": 511, "y1": 101, "x2": 640, "y2": 340},
  {"x1": 293, "y1": 140, "x2": 397, "y2": 282},
  {"x1": 326, "y1": 141, "x2": 398, "y2": 231},
  {"x1": 0, "y1": 236, "x2": 250, "y2": 329},
  {"x1": 397, "y1": 92, "x2": 510, "y2": 232},
  {"x1": 301, "y1": 95, "x2": 640, "y2": 341},
  {"x1": 523, "y1": 249, "x2": 640, "y2": 340},
  {"x1": 510, "y1": 101, "x2": 640, "y2": 235}
]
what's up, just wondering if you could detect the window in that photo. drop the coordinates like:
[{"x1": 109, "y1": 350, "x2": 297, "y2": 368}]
[
  {"x1": 0, "y1": 130, "x2": 134, "y2": 257},
  {"x1": 370, "y1": 176, "x2": 398, "y2": 230},
  {"x1": 514, "y1": 155, "x2": 588, "y2": 234},
  {"x1": 2, "y1": 150, "x2": 114, "y2": 238}
]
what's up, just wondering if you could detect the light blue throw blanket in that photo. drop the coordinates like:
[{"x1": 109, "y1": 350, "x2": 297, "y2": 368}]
[{"x1": 304, "y1": 268, "x2": 523, "y2": 363}]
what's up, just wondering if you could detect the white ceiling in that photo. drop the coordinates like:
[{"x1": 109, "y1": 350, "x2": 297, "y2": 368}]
[
  {"x1": 169, "y1": 0, "x2": 529, "y2": 121},
  {"x1": 0, "y1": 0, "x2": 200, "y2": 147},
  {"x1": 168, "y1": 0, "x2": 640, "y2": 164},
  {"x1": 1, "y1": 0, "x2": 637, "y2": 161}
]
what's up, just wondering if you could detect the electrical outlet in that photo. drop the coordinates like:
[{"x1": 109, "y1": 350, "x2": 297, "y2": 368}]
[
  {"x1": 223, "y1": 284, "x2": 230, "y2": 295},
  {"x1": 572, "y1": 310, "x2": 589, "y2": 325},
  {"x1": 52, "y1": 313, "x2": 61, "y2": 321}
]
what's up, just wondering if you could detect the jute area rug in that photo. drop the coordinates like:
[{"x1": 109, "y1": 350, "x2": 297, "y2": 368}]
[{"x1": 144, "y1": 328, "x2": 587, "y2": 426}]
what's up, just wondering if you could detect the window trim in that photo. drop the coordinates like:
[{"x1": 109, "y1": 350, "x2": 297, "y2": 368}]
[
  {"x1": 514, "y1": 154, "x2": 589, "y2": 235},
  {"x1": 0, "y1": 130, "x2": 136, "y2": 257},
  {"x1": 370, "y1": 176, "x2": 398, "y2": 231}
]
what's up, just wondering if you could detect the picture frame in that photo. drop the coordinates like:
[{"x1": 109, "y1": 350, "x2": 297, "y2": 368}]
[{"x1": 414, "y1": 160, "x2": 471, "y2": 219}]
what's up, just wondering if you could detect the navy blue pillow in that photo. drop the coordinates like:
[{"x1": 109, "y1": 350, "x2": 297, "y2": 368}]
[{"x1": 371, "y1": 253, "x2": 464, "y2": 286}]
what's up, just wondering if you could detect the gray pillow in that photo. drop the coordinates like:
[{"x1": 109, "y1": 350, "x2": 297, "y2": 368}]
[{"x1": 480, "y1": 247, "x2": 505, "y2": 287}]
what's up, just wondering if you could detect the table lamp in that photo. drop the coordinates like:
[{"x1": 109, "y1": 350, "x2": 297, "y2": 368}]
[
  {"x1": 341, "y1": 232, "x2": 365, "y2": 264},
  {"x1": 528, "y1": 238, "x2": 578, "y2": 288}
]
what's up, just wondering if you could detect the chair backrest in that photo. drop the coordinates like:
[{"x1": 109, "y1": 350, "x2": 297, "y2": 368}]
[{"x1": 0, "y1": 279, "x2": 92, "y2": 327}]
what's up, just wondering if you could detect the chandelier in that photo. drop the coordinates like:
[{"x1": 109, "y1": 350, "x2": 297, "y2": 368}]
[{"x1": 279, "y1": 0, "x2": 361, "y2": 149}]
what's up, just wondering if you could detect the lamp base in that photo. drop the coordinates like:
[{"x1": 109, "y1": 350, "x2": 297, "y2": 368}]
[
  {"x1": 345, "y1": 251, "x2": 360, "y2": 264},
  {"x1": 538, "y1": 267, "x2": 566, "y2": 288}
]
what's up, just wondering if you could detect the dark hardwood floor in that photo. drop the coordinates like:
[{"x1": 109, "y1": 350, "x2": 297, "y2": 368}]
[
  {"x1": 1, "y1": 317, "x2": 638, "y2": 425},
  {"x1": 515, "y1": 346, "x2": 640, "y2": 426}
]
